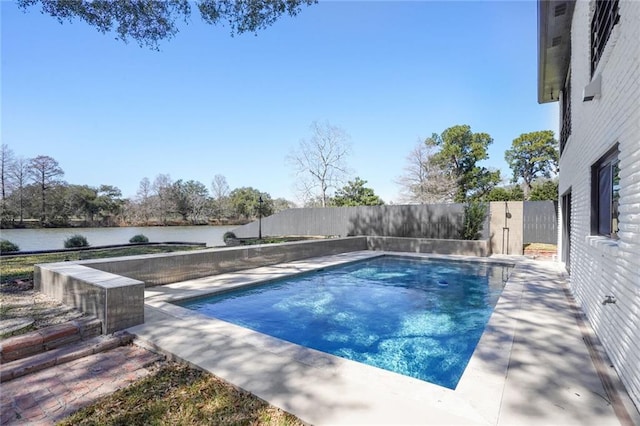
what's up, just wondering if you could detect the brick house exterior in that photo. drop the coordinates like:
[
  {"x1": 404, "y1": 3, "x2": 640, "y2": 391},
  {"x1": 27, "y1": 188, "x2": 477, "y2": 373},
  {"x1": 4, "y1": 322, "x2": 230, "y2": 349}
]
[{"x1": 538, "y1": 0, "x2": 640, "y2": 409}]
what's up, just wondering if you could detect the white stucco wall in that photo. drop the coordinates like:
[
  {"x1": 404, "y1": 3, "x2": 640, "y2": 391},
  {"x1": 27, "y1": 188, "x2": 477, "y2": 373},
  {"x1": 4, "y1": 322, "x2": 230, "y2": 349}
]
[{"x1": 558, "y1": 0, "x2": 640, "y2": 409}]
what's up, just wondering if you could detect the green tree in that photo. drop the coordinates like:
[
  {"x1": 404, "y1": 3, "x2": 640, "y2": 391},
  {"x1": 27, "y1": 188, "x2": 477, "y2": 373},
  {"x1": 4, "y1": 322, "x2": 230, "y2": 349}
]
[
  {"x1": 17, "y1": 0, "x2": 316, "y2": 50},
  {"x1": 483, "y1": 185, "x2": 524, "y2": 202},
  {"x1": 67, "y1": 184, "x2": 100, "y2": 222},
  {"x1": 45, "y1": 182, "x2": 72, "y2": 226},
  {"x1": 170, "y1": 180, "x2": 209, "y2": 222},
  {"x1": 272, "y1": 197, "x2": 296, "y2": 213},
  {"x1": 529, "y1": 179, "x2": 559, "y2": 201},
  {"x1": 95, "y1": 185, "x2": 125, "y2": 225},
  {"x1": 460, "y1": 202, "x2": 487, "y2": 240},
  {"x1": 333, "y1": 177, "x2": 384, "y2": 207},
  {"x1": 229, "y1": 187, "x2": 273, "y2": 220},
  {"x1": 430, "y1": 125, "x2": 500, "y2": 202},
  {"x1": 505, "y1": 130, "x2": 558, "y2": 198}
]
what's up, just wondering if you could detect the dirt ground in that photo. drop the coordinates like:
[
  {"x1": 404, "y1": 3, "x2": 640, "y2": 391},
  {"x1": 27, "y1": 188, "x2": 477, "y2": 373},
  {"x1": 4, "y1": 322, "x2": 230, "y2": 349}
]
[{"x1": 0, "y1": 279, "x2": 86, "y2": 337}]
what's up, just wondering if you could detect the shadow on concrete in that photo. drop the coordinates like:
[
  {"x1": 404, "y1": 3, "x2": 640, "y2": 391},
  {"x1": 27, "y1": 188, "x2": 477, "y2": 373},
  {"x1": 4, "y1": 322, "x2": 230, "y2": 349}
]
[{"x1": 471, "y1": 261, "x2": 635, "y2": 424}]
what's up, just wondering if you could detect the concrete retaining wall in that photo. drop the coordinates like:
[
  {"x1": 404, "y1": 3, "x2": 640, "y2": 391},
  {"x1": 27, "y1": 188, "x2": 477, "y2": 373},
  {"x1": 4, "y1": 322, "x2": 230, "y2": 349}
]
[
  {"x1": 84, "y1": 237, "x2": 368, "y2": 286},
  {"x1": 367, "y1": 236, "x2": 489, "y2": 256},
  {"x1": 34, "y1": 264, "x2": 145, "y2": 334}
]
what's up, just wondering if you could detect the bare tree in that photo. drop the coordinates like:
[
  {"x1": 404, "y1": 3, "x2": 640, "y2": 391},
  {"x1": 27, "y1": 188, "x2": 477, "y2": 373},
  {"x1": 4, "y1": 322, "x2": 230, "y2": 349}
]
[
  {"x1": 9, "y1": 157, "x2": 29, "y2": 223},
  {"x1": 1, "y1": 144, "x2": 15, "y2": 201},
  {"x1": 396, "y1": 139, "x2": 456, "y2": 204},
  {"x1": 28, "y1": 155, "x2": 64, "y2": 222},
  {"x1": 211, "y1": 174, "x2": 230, "y2": 199},
  {"x1": 152, "y1": 173, "x2": 173, "y2": 224},
  {"x1": 211, "y1": 174, "x2": 231, "y2": 219},
  {"x1": 287, "y1": 121, "x2": 352, "y2": 207},
  {"x1": 134, "y1": 177, "x2": 153, "y2": 224}
]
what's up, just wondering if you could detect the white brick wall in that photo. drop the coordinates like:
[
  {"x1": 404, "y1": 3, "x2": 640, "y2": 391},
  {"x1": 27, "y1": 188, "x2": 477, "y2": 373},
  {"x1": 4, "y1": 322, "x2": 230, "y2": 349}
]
[{"x1": 558, "y1": 0, "x2": 640, "y2": 409}]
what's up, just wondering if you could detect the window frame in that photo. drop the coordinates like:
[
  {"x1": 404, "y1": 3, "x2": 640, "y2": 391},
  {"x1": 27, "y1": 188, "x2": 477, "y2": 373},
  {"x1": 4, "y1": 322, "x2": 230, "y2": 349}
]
[
  {"x1": 590, "y1": 0, "x2": 620, "y2": 76},
  {"x1": 591, "y1": 144, "x2": 620, "y2": 239},
  {"x1": 560, "y1": 72, "x2": 571, "y2": 155}
]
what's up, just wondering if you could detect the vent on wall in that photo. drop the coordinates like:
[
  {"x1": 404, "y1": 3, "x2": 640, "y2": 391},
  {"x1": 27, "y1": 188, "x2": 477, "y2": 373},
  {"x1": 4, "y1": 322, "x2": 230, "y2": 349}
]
[
  {"x1": 555, "y1": 3, "x2": 567, "y2": 17},
  {"x1": 583, "y1": 74, "x2": 602, "y2": 101},
  {"x1": 552, "y1": 36, "x2": 563, "y2": 47}
]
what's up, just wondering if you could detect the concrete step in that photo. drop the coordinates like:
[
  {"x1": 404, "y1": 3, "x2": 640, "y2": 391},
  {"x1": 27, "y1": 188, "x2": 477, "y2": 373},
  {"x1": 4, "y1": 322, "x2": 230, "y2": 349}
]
[
  {"x1": 0, "y1": 331, "x2": 134, "y2": 382},
  {"x1": 0, "y1": 317, "x2": 102, "y2": 363}
]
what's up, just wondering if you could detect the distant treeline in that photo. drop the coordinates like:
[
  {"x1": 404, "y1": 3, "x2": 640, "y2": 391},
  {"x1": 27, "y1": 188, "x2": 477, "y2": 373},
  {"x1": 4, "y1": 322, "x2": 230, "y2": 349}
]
[{"x1": 0, "y1": 147, "x2": 294, "y2": 229}]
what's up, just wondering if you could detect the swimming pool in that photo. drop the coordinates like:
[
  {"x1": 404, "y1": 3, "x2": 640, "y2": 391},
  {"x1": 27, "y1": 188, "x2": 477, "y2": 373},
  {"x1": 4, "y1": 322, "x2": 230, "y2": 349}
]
[{"x1": 178, "y1": 255, "x2": 513, "y2": 389}]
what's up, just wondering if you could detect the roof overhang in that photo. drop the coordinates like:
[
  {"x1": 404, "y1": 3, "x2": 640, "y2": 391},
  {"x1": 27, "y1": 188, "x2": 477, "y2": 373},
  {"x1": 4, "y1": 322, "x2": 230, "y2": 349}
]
[{"x1": 537, "y1": 0, "x2": 575, "y2": 103}]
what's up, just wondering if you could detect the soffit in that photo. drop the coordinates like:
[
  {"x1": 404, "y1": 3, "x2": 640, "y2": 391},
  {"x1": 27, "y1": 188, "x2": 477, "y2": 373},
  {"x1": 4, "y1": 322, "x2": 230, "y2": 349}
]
[{"x1": 538, "y1": 0, "x2": 575, "y2": 103}]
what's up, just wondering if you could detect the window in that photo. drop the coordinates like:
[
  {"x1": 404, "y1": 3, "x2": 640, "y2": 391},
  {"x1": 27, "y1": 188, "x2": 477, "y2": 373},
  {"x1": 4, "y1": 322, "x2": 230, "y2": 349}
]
[
  {"x1": 591, "y1": 0, "x2": 620, "y2": 75},
  {"x1": 560, "y1": 74, "x2": 571, "y2": 154},
  {"x1": 591, "y1": 145, "x2": 620, "y2": 238}
]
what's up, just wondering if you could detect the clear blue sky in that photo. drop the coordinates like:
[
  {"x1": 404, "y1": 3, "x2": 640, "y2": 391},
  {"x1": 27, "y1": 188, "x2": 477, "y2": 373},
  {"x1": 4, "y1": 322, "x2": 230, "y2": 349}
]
[{"x1": 1, "y1": 0, "x2": 557, "y2": 204}]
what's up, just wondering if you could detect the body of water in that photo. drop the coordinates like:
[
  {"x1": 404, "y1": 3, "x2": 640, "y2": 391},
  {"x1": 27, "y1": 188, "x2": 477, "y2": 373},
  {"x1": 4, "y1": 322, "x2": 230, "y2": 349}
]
[
  {"x1": 180, "y1": 255, "x2": 512, "y2": 389},
  {"x1": 0, "y1": 225, "x2": 238, "y2": 252}
]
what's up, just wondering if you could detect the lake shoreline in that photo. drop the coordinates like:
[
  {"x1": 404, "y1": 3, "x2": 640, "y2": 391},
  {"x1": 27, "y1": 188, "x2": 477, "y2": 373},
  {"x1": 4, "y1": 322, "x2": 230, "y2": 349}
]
[
  {"x1": 0, "y1": 241, "x2": 210, "y2": 257},
  {"x1": 1, "y1": 225, "x2": 239, "y2": 252},
  {"x1": 1, "y1": 219, "x2": 250, "y2": 230}
]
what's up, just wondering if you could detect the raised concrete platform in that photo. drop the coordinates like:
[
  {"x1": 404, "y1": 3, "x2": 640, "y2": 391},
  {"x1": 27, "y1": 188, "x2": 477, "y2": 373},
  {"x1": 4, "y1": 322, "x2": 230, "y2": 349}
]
[
  {"x1": 35, "y1": 263, "x2": 144, "y2": 334},
  {"x1": 127, "y1": 252, "x2": 640, "y2": 425}
]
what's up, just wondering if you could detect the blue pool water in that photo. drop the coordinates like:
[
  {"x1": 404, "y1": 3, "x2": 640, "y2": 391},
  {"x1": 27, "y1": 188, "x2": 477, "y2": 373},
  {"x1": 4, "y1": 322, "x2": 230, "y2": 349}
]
[{"x1": 178, "y1": 256, "x2": 512, "y2": 389}]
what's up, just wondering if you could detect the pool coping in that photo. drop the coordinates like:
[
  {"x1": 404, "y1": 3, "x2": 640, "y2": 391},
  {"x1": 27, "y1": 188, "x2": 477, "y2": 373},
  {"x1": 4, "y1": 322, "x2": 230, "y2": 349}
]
[{"x1": 127, "y1": 251, "x2": 629, "y2": 425}]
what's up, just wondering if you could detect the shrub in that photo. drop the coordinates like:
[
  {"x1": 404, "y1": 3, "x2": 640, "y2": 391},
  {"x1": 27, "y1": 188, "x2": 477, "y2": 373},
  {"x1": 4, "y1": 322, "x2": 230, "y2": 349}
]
[
  {"x1": 460, "y1": 202, "x2": 487, "y2": 240},
  {"x1": 223, "y1": 231, "x2": 237, "y2": 245},
  {"x1": 64, "y1": 234, "x2": 90, "y2": 248},
  {"x1": 129, "y1": 234, "x2": 149, "y2": 243},
  {"x1": 0, "y1": 239, "x2": 20, "y2": 253}
]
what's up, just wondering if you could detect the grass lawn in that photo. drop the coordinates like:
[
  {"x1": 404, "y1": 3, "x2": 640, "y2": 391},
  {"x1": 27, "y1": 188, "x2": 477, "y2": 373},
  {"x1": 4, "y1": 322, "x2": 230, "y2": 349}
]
[
  {"x1": 0, "y1": 245, "x2": 206, "y2": 283},
  {"x1": 59, "y1": 363, "x2": 304, "y2": 426}
]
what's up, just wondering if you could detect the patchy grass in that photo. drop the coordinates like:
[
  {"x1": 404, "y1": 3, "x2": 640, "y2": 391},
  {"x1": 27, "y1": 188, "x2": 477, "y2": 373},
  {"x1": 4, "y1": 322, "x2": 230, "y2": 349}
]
[
  {"x1": 0, "y1": 245, "x2": 205, "y2": 284},
  {"x1": 523, "y1": 243, "x2": 557, "y2": 251},
  {"x1": 59, "y1": 362, "x2": 304, "y2": 426},
  {"x1": 0, "y1": 280, "x2": 86, "y2": 336},
  {"x1": 2, "y1": 244, "x2": 305, "y2": 424}
]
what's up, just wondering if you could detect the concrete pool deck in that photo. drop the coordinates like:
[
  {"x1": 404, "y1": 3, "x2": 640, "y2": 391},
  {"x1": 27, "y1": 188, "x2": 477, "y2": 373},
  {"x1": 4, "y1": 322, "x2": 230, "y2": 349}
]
[{"x1": 127, "y1": 251, "x2": 640, "y2": 425}]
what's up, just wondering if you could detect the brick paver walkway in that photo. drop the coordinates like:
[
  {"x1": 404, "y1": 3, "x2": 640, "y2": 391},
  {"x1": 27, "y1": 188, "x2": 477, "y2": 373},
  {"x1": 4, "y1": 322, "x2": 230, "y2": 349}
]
[{"x1": 0, "y1": 344, "x2": 162, "y2": 425}]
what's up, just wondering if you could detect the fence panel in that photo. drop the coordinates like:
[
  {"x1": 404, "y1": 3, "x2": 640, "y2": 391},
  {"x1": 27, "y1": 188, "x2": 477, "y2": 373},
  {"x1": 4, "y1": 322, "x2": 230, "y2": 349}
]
[
  {"x1": 232, "y1": 204, "x2": 490, "y2": 240},
  {"x1": 523, "y1": 201, "x2": 558, "y2": 244}
]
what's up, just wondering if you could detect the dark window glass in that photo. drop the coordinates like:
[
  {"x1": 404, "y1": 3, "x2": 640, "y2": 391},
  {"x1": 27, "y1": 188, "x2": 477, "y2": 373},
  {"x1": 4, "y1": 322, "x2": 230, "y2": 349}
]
[
  {"x1": 592, "y1": 146, "x2": 619, "y2": 238},
  {"x1": 612, "y1": 160, "x2": 620, "y2": 235},
  {"x1": 597, "y1": 163, "x2": 612, "y2": 235},
  {"x1": 560, "y1": 76, "x2": 571, "y2": 154}
]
